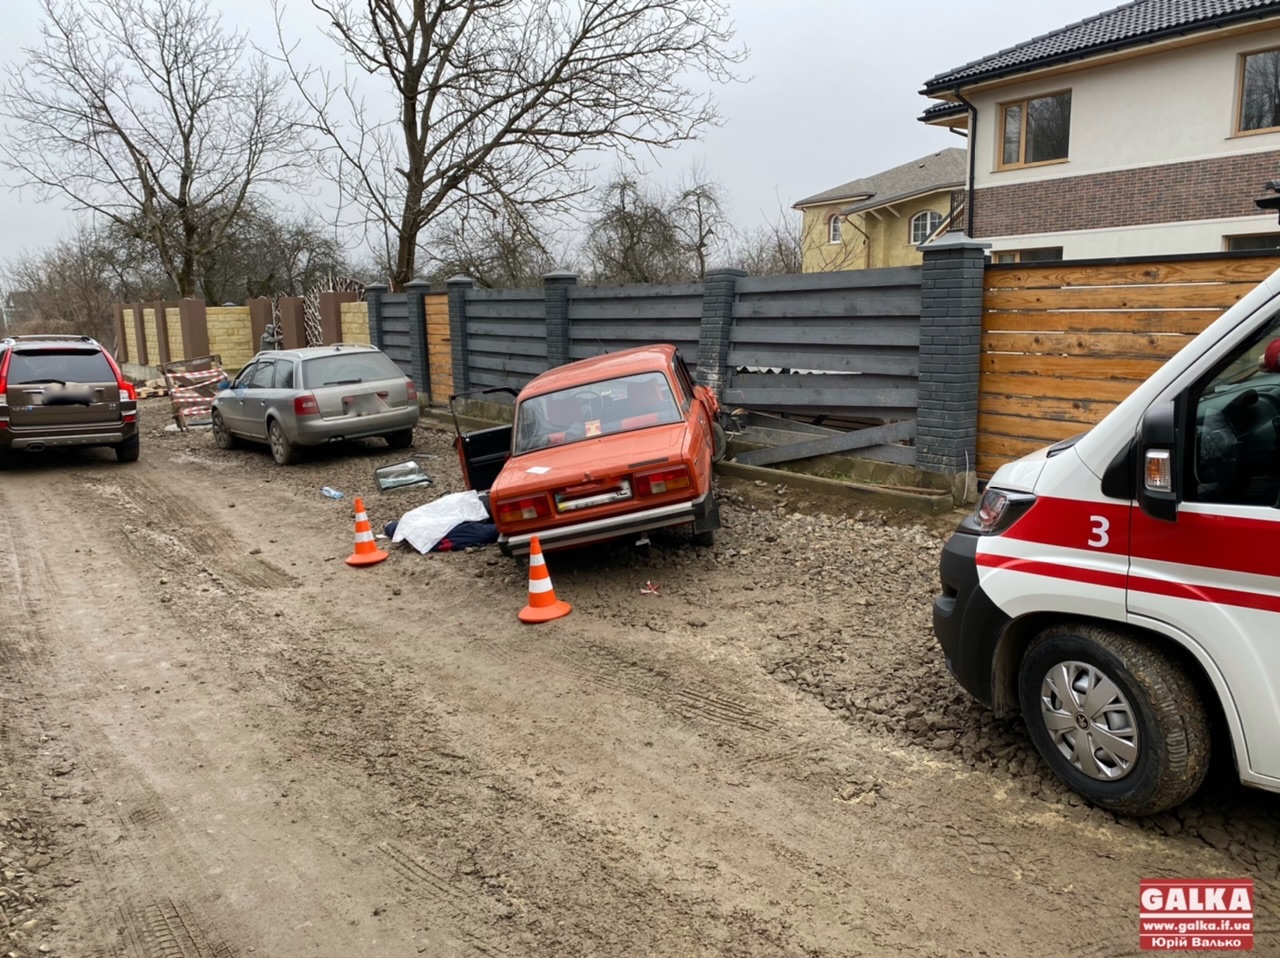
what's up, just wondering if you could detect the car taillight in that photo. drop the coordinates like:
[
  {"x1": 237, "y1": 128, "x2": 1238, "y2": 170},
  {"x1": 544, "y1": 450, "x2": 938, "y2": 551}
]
[
  {"x1": 294, "y1": 393, "x2": 320, "y2": 416},
  {"x1": 0, "y1": 349, "x2": 10, "y2": 393},
  {"x1": 405, "y1": 379, "x2": 418, "y2": 402},
  {"x1": 496, "y1": 496, "x2": 552, "y2": 524},
  {"x1": 634, "y1": 465, "x2": 691, "y2": 496}
]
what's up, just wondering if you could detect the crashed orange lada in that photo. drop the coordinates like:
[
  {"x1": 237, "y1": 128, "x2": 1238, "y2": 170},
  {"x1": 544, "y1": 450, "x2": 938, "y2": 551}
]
[{"x1": 453, "y1": 345, "x2": 725, "y2": 556}]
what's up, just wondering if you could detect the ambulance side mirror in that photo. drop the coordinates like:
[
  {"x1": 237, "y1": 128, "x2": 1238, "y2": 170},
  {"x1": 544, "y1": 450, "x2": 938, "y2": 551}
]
[{"x1": 1138, "y1": 400, "x2": 1179, "y2": 522}]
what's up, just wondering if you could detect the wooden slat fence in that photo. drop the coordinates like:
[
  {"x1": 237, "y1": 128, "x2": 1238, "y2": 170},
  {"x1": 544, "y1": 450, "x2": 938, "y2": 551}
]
[
  {"x1": 725, "y1": 268, "x2": 922, "y2": 425},
  {"x1": 567, "y1": 282, "x2": 703, "y2": 362},
  {"x1": 425, "y1": 292, "x2": 452, "y2": 403},
  {"x1": 465, "y1": 287, "x2": 547, "y2": 394},
  {"x1": 978, "y1": 254, "x2": 1280, "y2": 478}
]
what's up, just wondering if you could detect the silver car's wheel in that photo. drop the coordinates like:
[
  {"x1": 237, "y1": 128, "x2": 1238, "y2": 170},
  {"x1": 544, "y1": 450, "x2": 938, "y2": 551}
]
[
  {"x1": 1037, "y1": 660, "x2": 1138, "y2": 781},
  {"x1": 211, "y1": 409, "x2": 238, "y2": 450},
  {"x1": 268, "y1": 419, "x2": 300, "y2": 465}
]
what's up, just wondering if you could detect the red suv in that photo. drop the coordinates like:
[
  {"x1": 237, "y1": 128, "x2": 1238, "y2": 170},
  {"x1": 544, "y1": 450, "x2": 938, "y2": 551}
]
[{"x1": 0, "y1": 335, "x2": 140, "y2": 461}]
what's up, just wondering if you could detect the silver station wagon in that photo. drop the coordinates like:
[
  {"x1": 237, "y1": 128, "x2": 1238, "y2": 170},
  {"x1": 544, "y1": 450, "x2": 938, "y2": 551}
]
[{"x1": 211, "y1": 344, "x2": 420, "y2": 465}]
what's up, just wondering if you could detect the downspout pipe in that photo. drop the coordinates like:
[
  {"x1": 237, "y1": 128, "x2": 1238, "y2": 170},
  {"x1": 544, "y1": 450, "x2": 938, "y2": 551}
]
[{"x1": 953, "y1": 90, "x2": 978, "y2": 238}]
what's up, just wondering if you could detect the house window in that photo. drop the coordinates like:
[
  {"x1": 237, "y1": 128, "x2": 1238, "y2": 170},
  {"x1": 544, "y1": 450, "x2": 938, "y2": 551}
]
[
  {"x1": 999, "y1": 92, "x2": 1071, "y2": 167},
  {"x1": 991, "y1": 247, "x2": 1064, "y2": 264},
  {"x1": 1240, "y1": 48, "x2": 1280, "y2": 132},
  {"x1": 910, "y1": 210, "x2": 942, "y2": 245},
  {"x1": 828, "y1": 216, "x2": 842, "y2": 244},
  {"x1": 1227, "y1": 233, "x2": 1280, "y2": 251}
]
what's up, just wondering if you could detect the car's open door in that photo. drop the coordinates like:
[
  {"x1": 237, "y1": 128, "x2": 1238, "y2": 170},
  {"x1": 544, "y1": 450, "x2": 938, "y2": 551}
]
[{"x1": 450, "y1": 387, "x2": 517, "y2": 492}]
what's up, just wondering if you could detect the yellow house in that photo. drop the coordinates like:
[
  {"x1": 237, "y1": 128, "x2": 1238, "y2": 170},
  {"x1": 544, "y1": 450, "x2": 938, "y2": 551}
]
[{"x1": 793, "y1": 148, "x2": 966, "y2": 272}]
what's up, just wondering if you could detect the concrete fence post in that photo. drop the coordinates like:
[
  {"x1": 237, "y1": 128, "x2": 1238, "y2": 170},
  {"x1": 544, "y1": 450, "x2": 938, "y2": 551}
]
[
  {"x1": 365, "y1": 283, "x2": 388, "y2": 351},
  {"x1": 447, "y1": 276, "x2": 474, "y2": 395},
  {"x1": 114, "y1": 304, "x2": 128, "y2": 362},
  {"x1": 277, "y1": 298, "x2": 307, "y2": 350},
  {"x1": 131, "y1": 304, "x2": 148, "y2": 367},
  {"x1": 248, "y1": 298, "x2": 272, "y2": 351},
  {"x1": 153, "y1": 301, "x2": 171, "y2": 366},
  {"x1": 916, "y1": 235, "x2": 990, "y2": 499},
  {"x1": 404, "y1": 278, "x2": 431, "y2": 393},
  {"x1": 697, "y1": 268, "x2": 746, "y2": 399},
  {"x1": 543, "y1": 271, "x2": 578, "y2": 367}
]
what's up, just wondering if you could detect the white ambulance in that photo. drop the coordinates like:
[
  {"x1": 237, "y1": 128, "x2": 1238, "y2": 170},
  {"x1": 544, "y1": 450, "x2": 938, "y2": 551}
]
[{"x1": 934, "y1": 270, "x2": 1280, "y2": 815}]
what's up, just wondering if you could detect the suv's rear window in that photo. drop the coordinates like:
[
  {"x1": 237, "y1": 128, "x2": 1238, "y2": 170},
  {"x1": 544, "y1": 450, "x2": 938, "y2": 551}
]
[
  {"x1": 301, "y1": 352, "x2": 402, "y2": 388},
  {"x1": 8, "y1": 349, "x2": 114, "y2": 384}
]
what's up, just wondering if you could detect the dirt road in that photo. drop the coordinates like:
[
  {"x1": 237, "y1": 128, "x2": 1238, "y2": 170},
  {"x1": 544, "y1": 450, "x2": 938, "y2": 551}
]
[{"x1": 0, "y1": 403, "x2": 1276, "y2": 957}]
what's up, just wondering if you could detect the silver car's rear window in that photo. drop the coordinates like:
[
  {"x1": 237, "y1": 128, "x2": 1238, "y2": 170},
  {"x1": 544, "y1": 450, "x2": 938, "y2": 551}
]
[
  {"x1": 8, "y1": 349, "x2": 114, "y2": 384},
  {"x1": 301, "y1": 352, "x2": 402, "y2": 388}
]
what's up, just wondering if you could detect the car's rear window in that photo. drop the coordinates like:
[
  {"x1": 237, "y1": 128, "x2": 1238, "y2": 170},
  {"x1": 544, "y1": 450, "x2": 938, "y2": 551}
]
[
  {"x1": 514, "y1": 371, "x2": 681, "y2": 454},
  {"x1": 301, "y1": 352, "x2": 402, "y2": 388},
  {"x1": 8, "y1": 349, "x2": 114, "y2": 384}
]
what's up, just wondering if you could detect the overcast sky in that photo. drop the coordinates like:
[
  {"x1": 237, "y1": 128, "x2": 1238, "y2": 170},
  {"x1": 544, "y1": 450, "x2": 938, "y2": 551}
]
[{"x1": 0, "y1": 0, "x2": 1087, "y2": 268}]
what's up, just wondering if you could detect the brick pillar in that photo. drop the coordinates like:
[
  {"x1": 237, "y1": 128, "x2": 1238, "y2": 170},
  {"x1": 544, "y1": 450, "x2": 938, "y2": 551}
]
[
  {"x1": 153, "y1": 301, "x2": 171, "y2": 366},
  {"x1": 447, "y1": 276, "x2": 474, "y2": 395},
  {"x1": 178, "y1": 299, "x2": 209, "y2": 359},
  {"x1": 131, "y1": 304, "x2": 148, "y2": 366},
  {"x1": 320, "y1": 290, "x2": 358, "y2": 344},
  {"x1": 404, "y1": 278, "x2": 431, "y2": 392},
  {"x1": 543, "y1": 271, "x2": 578, "y2": 367},
  {"x1": 697, "y1": 268, "x2": 745, "y2": 400},
  {"x1": 916, "y1": 235, "x2": 990, "y2": 496},
  {"x1": 278, "y1": 297, "x2": 306, "y2": 349},
  {"x1": 365, "y1": 283, "x2": 387, "y2": 351}
]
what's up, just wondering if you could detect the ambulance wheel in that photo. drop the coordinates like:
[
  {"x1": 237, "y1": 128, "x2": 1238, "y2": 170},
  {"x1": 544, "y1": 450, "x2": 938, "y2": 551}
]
[{"x1": 1018, "y1": 624, "x2": 1210, "y2": 816}]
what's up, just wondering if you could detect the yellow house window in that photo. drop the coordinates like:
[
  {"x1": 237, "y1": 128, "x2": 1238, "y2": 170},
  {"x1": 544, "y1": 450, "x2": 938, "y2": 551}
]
[
  {"x1": 828, "y1": 215, "x2": 842, "y2": 244},
  {"x1": 910, "y1": 210, "x2": 942, "y2": 246},
  {"x1": 1239, "y1": 47, "x2": 1280, "y2": 132},
  {"x1": 999, "y1": 91, "x2": 1071, "y2": 168}
]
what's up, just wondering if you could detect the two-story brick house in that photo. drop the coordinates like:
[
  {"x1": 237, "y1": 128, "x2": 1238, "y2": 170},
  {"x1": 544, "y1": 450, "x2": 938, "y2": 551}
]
[{"x1": 920, "y1": 0, "x2": 1280, "y2": 260}]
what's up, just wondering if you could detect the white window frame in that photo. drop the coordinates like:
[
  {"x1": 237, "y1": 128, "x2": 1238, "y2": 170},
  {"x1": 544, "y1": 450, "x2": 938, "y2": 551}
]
[
  {"x1": 910, "y1": 210, "x2": 942, "y2": 246},
  {"x1": 828, "y1": 216, "x2": 842, "y2": 244}
]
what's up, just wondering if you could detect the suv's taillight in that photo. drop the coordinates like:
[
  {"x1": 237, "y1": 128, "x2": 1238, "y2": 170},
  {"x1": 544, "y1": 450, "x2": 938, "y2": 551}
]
[
  {"x1": 406, "y1": 379, "x2": 418, "y2": 402},
  {"x1": 294, "y1": 393, "x2": 321, "y2": 416}
]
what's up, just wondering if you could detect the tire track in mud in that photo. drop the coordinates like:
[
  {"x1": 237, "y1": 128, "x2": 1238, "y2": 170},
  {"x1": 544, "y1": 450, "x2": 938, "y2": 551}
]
[
  {"x1": 474, "y1": 634, "x2": 773, "y2": 733},
  {"x1": 79, "y1": 469, "x2": 296, "y2": 591}
]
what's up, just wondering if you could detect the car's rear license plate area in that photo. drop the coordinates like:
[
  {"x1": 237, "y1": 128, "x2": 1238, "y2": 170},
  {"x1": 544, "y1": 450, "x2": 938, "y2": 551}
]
[
  {"x1": 554, "y1": 479, "x2": 632, "y2": 513},
  {"x1": 342, "y1": 393, "x2": 390, "y2": 415}
]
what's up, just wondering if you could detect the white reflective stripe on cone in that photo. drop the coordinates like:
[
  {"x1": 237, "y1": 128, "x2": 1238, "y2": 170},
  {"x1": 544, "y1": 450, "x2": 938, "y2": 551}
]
[
  {"x1": 354, "y1": 530, "x2": 375, "y2": 543},
  {"x1": 529, "y1": 552, "x2": 546, "y2": 567},
  {"x1": 528, "y1": 577, "x2": 554, "y2": 594},
  {"x1": 355, "y1": 512, "x2": 369, "y2": 522}
]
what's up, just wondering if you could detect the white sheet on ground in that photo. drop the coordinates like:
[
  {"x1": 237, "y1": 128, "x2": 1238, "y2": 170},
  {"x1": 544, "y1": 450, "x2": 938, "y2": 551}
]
[{"x1": 393, "y1": 490, "x2": 491, "y2": 554}]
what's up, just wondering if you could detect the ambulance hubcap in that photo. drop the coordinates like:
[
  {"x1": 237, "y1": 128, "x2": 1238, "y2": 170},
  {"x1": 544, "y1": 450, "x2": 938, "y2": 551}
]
[{"x1": 1038, "y1": 660, "x2": 1139, "y2": 781}]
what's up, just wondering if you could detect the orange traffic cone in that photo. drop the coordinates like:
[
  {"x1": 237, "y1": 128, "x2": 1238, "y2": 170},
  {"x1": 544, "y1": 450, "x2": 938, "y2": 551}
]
[
  {"x1": 345, "y1": 497, "x2": 389, "y2": 567},
  {"x1": 518, "y1": 536, "x2": 571, "y2": 623}
]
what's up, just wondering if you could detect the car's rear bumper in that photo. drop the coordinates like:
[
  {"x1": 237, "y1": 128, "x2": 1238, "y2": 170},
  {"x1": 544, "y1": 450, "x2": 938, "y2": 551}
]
[
  {"x1": 292, "y1": 408, "x2": 420, "y2": 446},
  {"x1": 2, "y1": 423, "x2": 137, "y2": 450},
  {"x1": 501, "y1": 490, "x2": 713, "y2": 556}
]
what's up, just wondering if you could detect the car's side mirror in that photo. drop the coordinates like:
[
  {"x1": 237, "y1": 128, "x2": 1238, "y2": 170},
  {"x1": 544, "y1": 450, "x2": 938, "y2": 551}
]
[
  {"x1": 216, "y1": 380, "x2": 231, "y2": 391},
  {"x1": 1138, "y1": 399, "x2": 1179, "y2": 522}
]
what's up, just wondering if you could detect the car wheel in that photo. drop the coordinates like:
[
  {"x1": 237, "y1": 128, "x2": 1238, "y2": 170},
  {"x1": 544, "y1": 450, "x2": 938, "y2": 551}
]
[
  {"x1": 211, "y1": 410, "x2": 239, "y2": 450},
  {"x1": 115, "y1": 435, "x2": 140, "y2": 463},
  {"x1": 268, "y1": 419, "x2": 300, "y2": 465},
  {"x1": 385, "y1": 428, "x2": 414, "y2": 450},
  {"x1": 711, "y1": 421, "x2": 727, "y2": 463},
  {"x1": 1018, "y1": 624, "x2": 1210, "y2": 816}
]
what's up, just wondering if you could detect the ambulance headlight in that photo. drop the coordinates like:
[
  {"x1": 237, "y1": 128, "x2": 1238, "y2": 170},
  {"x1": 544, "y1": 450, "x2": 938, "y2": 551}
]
[{"x1": 970, "y1": 488, "x2": 1036, "y2": 535}]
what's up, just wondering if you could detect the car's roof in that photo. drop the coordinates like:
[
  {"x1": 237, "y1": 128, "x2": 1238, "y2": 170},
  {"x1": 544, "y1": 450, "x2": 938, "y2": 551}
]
[
  {"x1": 254, "y1": 343, "x2": 381, "y2": 361},
  {"x1": 1, "y1": 334, "x2": 103, "y2": 350},
  {"x1": 521, "y1": 344, "x2": 678, "y2": 397}
]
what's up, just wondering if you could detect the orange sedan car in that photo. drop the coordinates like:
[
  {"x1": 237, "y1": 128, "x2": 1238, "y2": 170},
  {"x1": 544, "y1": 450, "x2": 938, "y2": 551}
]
[{"x1": 455, "y1": 345, "x2": 725, "y2": 556}]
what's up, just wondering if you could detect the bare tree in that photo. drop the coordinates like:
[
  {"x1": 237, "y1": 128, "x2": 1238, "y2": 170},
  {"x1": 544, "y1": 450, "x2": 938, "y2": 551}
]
[
  {"x1": 3, "y1": 225, "x2": 130, "y2": 342},
  {"x1": 730, "y1": 207, "x2": 804, "y2": 276},
  {"x1": 282, "y1": 0, "x2": 743, "y2": 290},
  {"x1": 0, "y1": 0, "x2": 311, "y2": 298},
  {"x1": 422, "y1": 206, "x2": 564, "y2": 289},
  {"x1": 584, "y1": 174, "x2": 688, "y2": 283}
]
